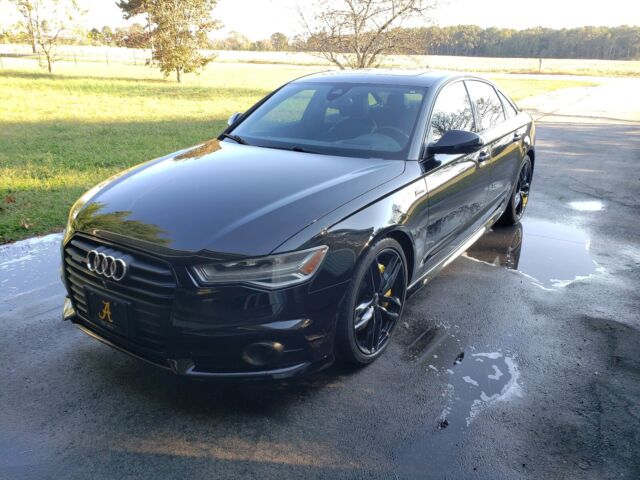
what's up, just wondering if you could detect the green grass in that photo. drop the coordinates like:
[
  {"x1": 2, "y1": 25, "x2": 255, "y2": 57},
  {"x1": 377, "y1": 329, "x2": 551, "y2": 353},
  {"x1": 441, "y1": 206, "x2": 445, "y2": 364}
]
[
  {"x1": 489, "y1": 77, "x2": 597, "y2": 101},
  {"x1": 0, "y1": 60, "x2": 598, "y2": 243}
]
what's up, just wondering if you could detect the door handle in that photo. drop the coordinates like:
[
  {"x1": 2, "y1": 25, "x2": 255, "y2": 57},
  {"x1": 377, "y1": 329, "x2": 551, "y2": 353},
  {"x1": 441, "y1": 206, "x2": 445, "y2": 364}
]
[
  {"x1": 513, "y1": 132, "x2": 523, "y2": 141},
  {"x1": 478, "y1": 150, "x2": 491, "y2": 162}
]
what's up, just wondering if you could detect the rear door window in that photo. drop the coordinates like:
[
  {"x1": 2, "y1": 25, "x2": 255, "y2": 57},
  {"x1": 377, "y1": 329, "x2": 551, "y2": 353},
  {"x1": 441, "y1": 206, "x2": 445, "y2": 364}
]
[
  {"x1": 466, "y1": 81, "x2": 506, "y2": 130},
  {"x1": 498, "y1": 90, "x2": 519, "y2": 118}
]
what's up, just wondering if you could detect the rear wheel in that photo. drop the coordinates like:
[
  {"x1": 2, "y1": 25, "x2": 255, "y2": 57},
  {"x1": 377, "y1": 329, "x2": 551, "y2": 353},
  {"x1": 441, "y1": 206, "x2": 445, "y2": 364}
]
[
  {"x1": 498, "y1": 155, "x2": 532, "y2": 226},
  {"x1": 336, "y1": 238, "x2": 408, "y2": 365}
]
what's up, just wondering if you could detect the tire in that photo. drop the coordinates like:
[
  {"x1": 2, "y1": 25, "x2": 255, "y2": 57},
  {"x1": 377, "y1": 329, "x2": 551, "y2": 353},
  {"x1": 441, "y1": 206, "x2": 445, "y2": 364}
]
[
  {"x1": 335, "y1": 237, "x2": 408, "y2": 365},
  {"x1": 498, "y1": 155, "x2": 533, "y2": 226}
]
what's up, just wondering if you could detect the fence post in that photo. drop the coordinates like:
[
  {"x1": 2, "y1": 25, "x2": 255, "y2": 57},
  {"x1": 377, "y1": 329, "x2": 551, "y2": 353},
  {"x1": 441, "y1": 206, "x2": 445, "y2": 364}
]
[
  {"x1": 133, "y1": 49, "x2": 137, "y2": 66},
  {"x1": 0, "y1": 55, "x2": 4, "y2": 69},
  {"x1": 105, "y1": 51, "x2": 109, "y2": 66},
  {"x1": 74, "y1": 53, "x2": 77, "y2": 66}
]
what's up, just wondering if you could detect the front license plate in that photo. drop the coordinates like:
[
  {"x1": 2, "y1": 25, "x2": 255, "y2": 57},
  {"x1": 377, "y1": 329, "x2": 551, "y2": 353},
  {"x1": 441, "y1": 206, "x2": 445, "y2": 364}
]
[{"x1": 86, "y1": 288, "x2": 130, "y2": 336}]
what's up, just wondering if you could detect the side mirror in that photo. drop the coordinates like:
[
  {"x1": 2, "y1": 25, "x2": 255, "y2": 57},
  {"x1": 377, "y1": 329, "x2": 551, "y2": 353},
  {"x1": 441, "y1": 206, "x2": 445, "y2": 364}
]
[
  {"x1": 227, "y1": 112, "x2": 243, "y2": 126},
  {"x1": 426, "y1": 130, "x2": 484, "y2": 156}
]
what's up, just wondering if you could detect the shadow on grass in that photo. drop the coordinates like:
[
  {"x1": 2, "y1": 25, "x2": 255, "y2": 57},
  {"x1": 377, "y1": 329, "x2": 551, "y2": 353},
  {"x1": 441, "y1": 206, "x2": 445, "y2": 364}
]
[
  {"x1": 0, "y1": 68, "x2": 166, "y2": 84},
  {"x1": 0, "y1": 69, "x2": 272, "y2": 100}
]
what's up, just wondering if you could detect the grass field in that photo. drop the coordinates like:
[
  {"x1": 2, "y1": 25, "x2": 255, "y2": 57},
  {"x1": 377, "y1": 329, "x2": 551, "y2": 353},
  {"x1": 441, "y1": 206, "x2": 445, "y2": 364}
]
[
  {"x1": 3, "y1": 44, "x2": 639, "y2": 76},
  {"x1": 0, "y1": 59, "x2": 599, "y2": 243}
]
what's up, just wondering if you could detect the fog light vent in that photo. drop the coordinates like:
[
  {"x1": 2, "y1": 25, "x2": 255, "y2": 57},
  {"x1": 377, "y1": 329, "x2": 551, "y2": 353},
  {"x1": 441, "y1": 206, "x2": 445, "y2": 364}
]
[{"x1": 242, "y1": 342, "x2": 284, "y2": 367}]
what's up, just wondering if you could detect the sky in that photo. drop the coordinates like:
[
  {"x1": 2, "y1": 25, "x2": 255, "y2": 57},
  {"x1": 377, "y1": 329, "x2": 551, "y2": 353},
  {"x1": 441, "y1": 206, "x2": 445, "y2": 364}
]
[{"x1": 4, "y1": 0, "x2": 640, "y2": 39}]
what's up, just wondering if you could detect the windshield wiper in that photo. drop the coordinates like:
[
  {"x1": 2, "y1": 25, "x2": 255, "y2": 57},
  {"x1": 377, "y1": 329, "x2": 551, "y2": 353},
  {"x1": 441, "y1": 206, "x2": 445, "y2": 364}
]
[
  {"x1": 258, "y1": 144, "x2": 320, "y2": 155},
  {"x1": 291, "y1": 146, "x2": 318, "y2": 154},
  {"x1": 220, "y1": 133, "x2": 248, "y2": 145}
]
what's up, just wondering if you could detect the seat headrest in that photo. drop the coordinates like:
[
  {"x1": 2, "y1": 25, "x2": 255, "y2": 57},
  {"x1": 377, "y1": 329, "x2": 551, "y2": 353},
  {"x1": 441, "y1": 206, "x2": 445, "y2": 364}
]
[{"x1": 386, "y1": 93, "x2": 405, "y2": 110}]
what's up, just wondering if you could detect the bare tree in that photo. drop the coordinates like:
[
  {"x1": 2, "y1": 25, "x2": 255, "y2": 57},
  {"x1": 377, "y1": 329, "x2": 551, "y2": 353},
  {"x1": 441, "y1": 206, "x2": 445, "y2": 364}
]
[
  {"x1": 29, "y1": 0, "x2": 80, "y2": 73},
  {"x1": 12, "y1": 0, "x2": 81, "y2": 73},
  {"x1": 9, "y1": 0, "x2": 37, "y2": 53},
  {"x1": 299, "y1": 0, "x2": 439, "y2": 69}
]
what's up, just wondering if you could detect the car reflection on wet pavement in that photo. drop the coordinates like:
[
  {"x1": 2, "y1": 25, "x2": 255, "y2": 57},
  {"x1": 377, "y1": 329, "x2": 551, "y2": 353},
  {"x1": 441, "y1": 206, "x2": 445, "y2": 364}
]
[{"x1": 465, "y1": 217, "x2": 601, "y2": 289}]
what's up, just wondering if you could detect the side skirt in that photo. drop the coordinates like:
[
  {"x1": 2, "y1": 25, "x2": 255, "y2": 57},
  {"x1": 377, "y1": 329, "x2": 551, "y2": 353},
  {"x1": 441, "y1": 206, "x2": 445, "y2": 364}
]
[{"x1": 407, "y1": 208, "x2": 503, "y2": 297}]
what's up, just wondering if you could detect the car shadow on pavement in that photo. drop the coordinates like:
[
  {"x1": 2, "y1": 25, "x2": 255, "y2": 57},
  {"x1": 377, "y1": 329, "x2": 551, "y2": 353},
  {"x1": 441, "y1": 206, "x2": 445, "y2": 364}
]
[{"x1": 79, "y1": 345, "x2": 361, "y2": 413}]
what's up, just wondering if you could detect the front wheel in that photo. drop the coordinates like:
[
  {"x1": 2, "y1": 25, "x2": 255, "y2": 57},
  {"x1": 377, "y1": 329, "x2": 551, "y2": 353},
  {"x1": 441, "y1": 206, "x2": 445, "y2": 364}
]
[
  {"x1": 498, "y1": 155, "x2": 533, "y2": 226},
  {"x1": 335, "y1": 238, "x2": 408, "y2": 365}
]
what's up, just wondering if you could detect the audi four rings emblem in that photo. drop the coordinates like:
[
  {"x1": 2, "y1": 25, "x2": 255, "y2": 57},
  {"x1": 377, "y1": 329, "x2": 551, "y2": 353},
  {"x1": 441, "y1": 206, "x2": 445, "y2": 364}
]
[{"x1": 86, "y1": 250, "x2": 128, "y2": 281}]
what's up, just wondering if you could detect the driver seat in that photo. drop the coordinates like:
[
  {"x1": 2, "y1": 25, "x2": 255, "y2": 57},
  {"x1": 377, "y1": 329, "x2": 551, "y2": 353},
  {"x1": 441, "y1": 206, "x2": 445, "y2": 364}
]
[
  {"x1": 325, "y1": 95, "x2": 375, "y2": 141},
  {"x1": 379, "y1": 93, "x2": 413, "y2": 134}
]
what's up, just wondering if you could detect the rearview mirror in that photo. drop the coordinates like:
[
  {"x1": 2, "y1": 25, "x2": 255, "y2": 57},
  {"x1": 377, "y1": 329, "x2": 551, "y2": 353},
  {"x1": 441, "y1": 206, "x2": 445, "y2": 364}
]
[
  {"x1": 227, "y1": 112, "x2": 243, "y2": 126},
  {"x1": 426, "y1": 130, "x2": 484, "y2": 156}
]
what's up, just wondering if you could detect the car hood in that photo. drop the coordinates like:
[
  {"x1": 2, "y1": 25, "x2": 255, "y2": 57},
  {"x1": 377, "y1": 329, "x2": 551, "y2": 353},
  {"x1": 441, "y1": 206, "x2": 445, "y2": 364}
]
[{"x1": 71, "y1": 140, "x2": 405, "y2": 256}]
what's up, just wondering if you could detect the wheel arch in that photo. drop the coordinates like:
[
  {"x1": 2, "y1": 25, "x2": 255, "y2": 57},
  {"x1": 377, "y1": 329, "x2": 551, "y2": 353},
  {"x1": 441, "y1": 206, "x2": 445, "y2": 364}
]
[
  {"x1": 380, "y1": 228, "x2": 415, "y2": 285},
  {"x1": 527, "y1": 147, "x2": 535, "y2": 171}
]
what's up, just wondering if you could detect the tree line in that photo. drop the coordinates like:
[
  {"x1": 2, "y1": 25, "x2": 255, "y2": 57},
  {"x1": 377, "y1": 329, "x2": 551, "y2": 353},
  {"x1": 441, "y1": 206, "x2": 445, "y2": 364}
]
[
  {"x1": 0, "y1": 22, "x2": 292, "y2": 53},
  {"x1": 240, "y1": 25, "x2": 640, "y2": 62},
  {"x1": 5, "y1": 24, "x2": 639, "y2": 61},
  {"x1": 3, "y1": 0, "x2": 638, "y2": 81},
  {"x1": 414, "y1": 25, "x2": 640, "y2": 60}
]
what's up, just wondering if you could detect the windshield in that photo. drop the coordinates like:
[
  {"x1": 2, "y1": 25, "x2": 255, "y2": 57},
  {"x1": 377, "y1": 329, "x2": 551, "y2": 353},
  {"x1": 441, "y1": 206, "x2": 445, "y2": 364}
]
[{"x1": 228, "y1": 82, "x2": 427, "y2": 160}]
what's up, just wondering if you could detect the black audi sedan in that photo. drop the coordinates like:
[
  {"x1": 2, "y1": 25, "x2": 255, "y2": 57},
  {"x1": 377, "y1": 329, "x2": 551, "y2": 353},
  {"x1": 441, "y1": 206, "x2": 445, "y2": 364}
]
[{"x1": 61, "y1": 70, "x2": 535, "y2": 379}]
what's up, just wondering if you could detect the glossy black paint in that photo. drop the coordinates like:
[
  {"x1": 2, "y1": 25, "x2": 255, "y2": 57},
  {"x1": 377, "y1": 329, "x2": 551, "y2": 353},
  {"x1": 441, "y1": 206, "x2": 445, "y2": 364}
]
[
  {"x1": 61, "y1": 70, "x2": 535, "y2": 379},
  {"x1": 427, "y1": 129, "x2": 485, "y2": 155},
  {"x1": 67, "y1": 141, "x2": 404, "y2": 257}
]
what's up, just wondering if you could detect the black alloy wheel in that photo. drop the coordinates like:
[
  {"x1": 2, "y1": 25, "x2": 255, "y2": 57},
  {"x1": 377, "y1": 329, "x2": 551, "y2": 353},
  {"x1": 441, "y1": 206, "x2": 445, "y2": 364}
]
[
  {"x1": 498, "y1": 155, "x2": 533, "y2": 226},
  {"x1": 336, "y1": 238, "x2": 408, "y2": 365},
  {"x1": 513, "y1": 159, "x2": 532, "y2": 219}
]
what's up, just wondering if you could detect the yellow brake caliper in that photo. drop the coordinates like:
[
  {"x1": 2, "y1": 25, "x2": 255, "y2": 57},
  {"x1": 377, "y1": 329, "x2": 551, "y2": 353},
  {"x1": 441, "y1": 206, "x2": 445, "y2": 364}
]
[{"x1": 378, "y1": 263, "x2": 392, "y2": 305}]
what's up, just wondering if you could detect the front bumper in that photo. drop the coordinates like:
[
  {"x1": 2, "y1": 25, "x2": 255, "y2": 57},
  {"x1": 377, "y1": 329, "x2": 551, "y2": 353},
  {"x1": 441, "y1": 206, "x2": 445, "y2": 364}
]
[
  {"x1": 64, "y1": 295, "x2": 338, "y2": 380},
  {"x1": 61, "y1": 234, "x2": 349, "y2": 380}
]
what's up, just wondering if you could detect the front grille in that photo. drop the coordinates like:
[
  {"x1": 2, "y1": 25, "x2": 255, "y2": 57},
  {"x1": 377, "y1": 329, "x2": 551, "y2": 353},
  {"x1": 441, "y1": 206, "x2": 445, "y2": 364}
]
[{"x1": 63, "y1": 235, "x2": 176, "y2": 354}]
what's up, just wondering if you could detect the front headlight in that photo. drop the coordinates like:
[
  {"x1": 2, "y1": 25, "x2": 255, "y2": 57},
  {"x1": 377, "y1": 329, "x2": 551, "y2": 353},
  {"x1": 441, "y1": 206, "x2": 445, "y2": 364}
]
[{"x1": 191, "y1": 246, "x2": 329, "y2": 289}]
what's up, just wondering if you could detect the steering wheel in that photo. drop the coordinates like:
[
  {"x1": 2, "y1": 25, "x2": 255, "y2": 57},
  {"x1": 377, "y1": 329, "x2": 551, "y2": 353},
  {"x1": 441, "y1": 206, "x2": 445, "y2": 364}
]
[
  {"x1": 327, "y1": 117, "x2": 375, "y2": 140},
  {"x1": 374, "y1": 126, "x2": 409, "y2": 146}
]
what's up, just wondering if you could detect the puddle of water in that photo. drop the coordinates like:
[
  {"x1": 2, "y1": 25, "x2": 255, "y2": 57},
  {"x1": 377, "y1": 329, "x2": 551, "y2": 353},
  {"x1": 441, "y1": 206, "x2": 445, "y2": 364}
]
[
  {"x1": 568, "y1": 200, "x2": 604, "y2": 212},
  {"x1": 441, "y1": 351, "x2": 521, "y2": 428},
  {"x1": 398, "y1": 326, "x2": 522, "y2": 476},
  {"x1": 403, "y1": 325, "x2": 521, "y2": 428},
  {"x1": 465, "y1": 218, "x2": 600, "y2": 289}
]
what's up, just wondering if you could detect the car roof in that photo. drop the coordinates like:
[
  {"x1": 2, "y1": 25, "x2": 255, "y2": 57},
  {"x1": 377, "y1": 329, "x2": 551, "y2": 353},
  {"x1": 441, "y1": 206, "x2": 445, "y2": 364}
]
[{"x1": 291, "y1": 69, "x2": 470, "y2": 88}]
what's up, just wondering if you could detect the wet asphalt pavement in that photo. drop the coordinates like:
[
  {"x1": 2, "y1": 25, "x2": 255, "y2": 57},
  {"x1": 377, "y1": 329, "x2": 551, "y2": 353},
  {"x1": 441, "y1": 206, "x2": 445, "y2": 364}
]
[{"x1": 1, "y1": 78, "x2": 639, "y2": 480}]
